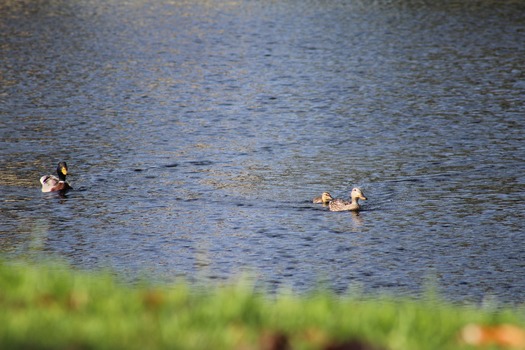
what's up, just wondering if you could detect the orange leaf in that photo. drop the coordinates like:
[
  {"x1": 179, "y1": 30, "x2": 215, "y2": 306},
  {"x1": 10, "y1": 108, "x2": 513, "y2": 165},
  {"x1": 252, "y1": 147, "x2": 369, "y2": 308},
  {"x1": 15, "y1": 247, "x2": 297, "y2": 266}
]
[{"x1": 461, "y1": 324, "x2": 525, "y2": 349}]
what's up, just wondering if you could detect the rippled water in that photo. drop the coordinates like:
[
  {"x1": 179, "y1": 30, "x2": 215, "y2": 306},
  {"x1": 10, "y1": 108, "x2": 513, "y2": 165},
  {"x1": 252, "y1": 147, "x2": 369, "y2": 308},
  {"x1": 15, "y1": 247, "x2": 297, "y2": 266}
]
[{"x1": 1, "y1": 0, "x2": 524, "y2": 302}]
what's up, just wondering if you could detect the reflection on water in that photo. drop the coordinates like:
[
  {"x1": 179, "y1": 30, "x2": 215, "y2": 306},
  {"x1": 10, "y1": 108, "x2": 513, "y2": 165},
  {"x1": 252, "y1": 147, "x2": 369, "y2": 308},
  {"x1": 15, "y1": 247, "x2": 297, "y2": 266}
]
[{"x1": 1, "y1": 0, "x2": 524, "y2": 302}]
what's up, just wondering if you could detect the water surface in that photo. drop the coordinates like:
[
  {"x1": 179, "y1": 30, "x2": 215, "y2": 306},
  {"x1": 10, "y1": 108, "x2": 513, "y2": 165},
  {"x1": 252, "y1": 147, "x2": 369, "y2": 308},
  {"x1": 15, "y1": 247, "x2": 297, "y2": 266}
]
[{"x1": 1, "y1": 0, "x2": 524, "y2": 302}]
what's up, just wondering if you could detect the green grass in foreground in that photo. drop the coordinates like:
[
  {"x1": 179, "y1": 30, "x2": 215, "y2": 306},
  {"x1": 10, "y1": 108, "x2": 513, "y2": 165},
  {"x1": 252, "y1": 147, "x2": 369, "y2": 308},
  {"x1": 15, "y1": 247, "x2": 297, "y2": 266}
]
[{"x1": 0, "y1": 261, "x2": 524, "y2": 350}]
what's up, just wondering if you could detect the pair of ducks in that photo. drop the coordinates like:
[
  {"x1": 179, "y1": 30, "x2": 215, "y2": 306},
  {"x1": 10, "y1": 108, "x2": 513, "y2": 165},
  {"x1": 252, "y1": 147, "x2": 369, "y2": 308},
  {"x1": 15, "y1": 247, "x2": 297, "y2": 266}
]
[
  {"x1": 313, "y1": 188, "x2": 367, "y2": 212},
  {"x1": 40, "y1": 162, "x2": 72, "y2": 192}
]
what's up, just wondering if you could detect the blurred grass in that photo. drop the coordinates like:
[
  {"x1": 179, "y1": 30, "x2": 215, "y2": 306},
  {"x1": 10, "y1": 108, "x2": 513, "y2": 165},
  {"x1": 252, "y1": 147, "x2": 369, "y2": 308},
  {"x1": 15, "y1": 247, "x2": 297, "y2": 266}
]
[{"x1": 0, "y1": 260, "x2": 523, "y2": 350}]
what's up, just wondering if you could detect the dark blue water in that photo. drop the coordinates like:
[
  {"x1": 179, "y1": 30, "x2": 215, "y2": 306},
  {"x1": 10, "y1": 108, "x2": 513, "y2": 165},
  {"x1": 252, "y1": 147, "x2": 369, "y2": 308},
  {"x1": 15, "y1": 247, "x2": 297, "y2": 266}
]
[{"x1": 1, "y1": 0, "x2": 524, "y2": 303}]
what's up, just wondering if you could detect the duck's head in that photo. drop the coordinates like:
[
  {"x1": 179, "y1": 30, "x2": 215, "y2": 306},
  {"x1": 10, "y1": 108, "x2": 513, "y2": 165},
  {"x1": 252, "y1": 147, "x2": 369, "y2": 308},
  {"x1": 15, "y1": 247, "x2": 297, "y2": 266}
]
[
  {"x1": 351, "y1": 187, "x2": 367, "y2": 201},
  {"x1": 57, "y1": 162, "x2": 69, "y2": 180},
  {"x1": 321, "y1": 192, "x2": 334, "y2": 202}
]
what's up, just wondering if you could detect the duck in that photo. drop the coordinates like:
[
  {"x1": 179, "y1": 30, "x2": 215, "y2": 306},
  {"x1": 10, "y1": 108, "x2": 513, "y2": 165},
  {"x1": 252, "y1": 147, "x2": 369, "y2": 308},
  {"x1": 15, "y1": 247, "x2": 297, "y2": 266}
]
[
  {"x1": 40, "y1": 162, "x2": 72, "y2": 193},
  {"x1": 328, "y1": 187, "x2": 367, "y2": 212},
  {"x1": 312, "y1": 191, "x2": 334, "y2": 204}
]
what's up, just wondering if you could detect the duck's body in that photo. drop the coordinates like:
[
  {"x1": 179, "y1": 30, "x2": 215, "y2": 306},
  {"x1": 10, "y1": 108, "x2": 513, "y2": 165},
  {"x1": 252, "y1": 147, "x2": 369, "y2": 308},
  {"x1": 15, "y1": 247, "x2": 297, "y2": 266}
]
[
  {"x1": 328, "y1": 187, "x2": 367, "y2": 212},
  {"x1": 328, "y1": 198, "x2": 361, "y2": 211},
  {"x1": 40, "y1": 162, "x2": 72, "y2": 193},
  {"x1": 313, "y1": 191, "x2": 334, "y2": 204}
]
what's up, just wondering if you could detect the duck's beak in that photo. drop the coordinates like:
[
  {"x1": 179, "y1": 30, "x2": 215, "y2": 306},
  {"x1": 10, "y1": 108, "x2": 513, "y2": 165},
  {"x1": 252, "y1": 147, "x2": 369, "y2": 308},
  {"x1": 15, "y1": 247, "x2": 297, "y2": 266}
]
[
  {"x1": 61, "y1": 167, "x2": 68, "y2": 176},
  {"x1": 361, "y1": 195, "x2": 367, "y2": 200}
]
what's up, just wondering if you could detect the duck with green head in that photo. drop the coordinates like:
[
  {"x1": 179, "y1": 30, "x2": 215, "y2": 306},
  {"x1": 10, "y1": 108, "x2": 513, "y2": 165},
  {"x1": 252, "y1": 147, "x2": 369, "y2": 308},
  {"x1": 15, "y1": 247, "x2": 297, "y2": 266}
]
[{"x1": 40, "y1": 162, "x2": 72, "y2": 192}]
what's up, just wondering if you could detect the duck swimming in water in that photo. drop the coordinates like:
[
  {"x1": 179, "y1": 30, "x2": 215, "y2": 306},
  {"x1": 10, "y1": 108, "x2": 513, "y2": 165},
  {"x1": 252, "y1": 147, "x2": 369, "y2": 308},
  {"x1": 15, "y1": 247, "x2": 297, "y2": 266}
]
[
  {"x1": 40, "y1": 162, "x2": 72, "y2": 193},
  {"x1": 328, "y1": 187, "x2": 367, "y2": 212},
  {"x1": 312, "y1": 191, "x2": 334, "y2": 204}
]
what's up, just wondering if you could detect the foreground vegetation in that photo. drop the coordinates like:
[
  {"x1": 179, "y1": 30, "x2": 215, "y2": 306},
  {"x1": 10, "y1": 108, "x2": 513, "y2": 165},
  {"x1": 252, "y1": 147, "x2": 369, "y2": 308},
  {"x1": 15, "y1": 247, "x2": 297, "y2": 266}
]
[{"x1": 1, "y1": 261, "x2": 524, "y2": 350}]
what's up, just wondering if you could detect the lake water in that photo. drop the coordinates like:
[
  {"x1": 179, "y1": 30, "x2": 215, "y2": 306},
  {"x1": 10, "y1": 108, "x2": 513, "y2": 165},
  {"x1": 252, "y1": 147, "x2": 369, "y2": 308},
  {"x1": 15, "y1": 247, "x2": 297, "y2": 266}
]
[{"x1": 1, "y1": 0, "x2": 524, "y2": 303}]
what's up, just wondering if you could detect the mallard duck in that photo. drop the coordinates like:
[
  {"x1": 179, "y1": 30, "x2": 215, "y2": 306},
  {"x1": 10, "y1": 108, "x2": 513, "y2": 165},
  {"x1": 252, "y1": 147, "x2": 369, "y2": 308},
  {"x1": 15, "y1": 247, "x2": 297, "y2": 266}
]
[
  {"x1": 312, "y1": 191, "x2": 334, "y2": 204},
  {"x1": 329, "y1": 187, "x2": 367, "y2": 212},
  {"x1": 40, "y1": 162, "x2": 72, "y2": 193}
]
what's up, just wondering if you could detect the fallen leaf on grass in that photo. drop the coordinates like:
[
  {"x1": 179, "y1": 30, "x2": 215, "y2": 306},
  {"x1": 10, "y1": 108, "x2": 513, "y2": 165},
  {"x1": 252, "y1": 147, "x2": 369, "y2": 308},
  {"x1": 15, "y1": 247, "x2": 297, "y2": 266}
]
[
  {"x1": 256, "y1": 329, "x2": 383, "y2": 350},
  {"x1": 259, "y1": 330, "x2": 290, "y2": 350},
  {"x1": 142, "y1": 289, "x2": 165, "y2": 309},
  {"x1": 323, "y1": 338, "x2": 384, "y2": 350},
  {"x1": 460, "y1": 324, "x2": 525, "y2": 348}
]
